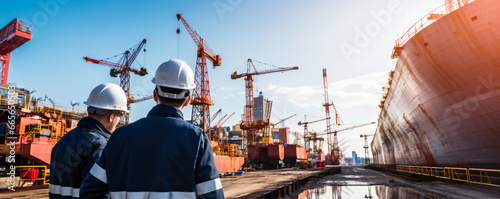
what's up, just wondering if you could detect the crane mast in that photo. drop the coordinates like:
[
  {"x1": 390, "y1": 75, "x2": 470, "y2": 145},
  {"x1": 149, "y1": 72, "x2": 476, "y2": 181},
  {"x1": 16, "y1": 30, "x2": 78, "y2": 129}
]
[{"x1": 177, "y1": 14, "x2": 221, "y2": 136}]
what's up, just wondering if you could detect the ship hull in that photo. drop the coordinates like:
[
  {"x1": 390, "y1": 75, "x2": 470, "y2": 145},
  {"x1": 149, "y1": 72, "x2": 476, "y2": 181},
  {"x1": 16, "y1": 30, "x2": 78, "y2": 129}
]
[{"x1": 372, "y1": 0, "x2": 500, "y2": 169}]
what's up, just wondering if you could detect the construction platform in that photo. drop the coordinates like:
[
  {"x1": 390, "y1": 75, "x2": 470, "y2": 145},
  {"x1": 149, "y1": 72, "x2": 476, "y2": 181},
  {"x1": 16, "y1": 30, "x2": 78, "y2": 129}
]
[{"x1": 0, "y1": 166, "x2": 341, "y2": 199}]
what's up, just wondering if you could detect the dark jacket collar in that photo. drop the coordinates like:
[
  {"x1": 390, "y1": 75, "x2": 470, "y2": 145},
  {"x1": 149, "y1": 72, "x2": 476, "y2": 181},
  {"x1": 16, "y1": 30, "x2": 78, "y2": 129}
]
[
  {"x1": 78, "y1": 117, "x2": 112, "y2": 137},
  {"x1": 147, "y1": 104, "x2": 184, "y2": 119}
]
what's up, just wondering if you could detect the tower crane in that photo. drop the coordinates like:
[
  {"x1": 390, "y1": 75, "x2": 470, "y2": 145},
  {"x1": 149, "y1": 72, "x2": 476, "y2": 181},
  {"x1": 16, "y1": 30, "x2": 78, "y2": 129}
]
[
  {"x1": 322, "y1": 68, "x2": 344, "y2": 164},
  {"x1": 361, "y1": 133, "x2": 375, "y2": 164},
  {"x1": 177, "y1": 14, "x2": 222, "y2": 136},
  {"x1": 231, "y1": 58, "x2": 298, "y2": 144},
  {"x1": 83, "y1": 39, "x2": 148, "y2": 122},
  {"x1": 297, "y1": 116, "x2": 329, "y2": 153},
  {"x1": 0, "y1": 19, "x2": 32, "y2": 85},
  {"x1": 320, "y1": 121, "x2": 374, "y2": 164}
]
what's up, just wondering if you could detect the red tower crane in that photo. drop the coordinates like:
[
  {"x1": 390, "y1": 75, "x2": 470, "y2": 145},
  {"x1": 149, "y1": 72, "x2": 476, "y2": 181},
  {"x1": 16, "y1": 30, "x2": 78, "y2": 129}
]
[
  {"x1": 322, "y1": 68, "x2": 344, "y2": 164},
  {"x1": 0, "y1": 19, "x2": 32, "y2": 85},
  {"x1": 177, "y1": 14, "x2": 222, "y2": 135},
  {"x1": 83, "y1": 39, "x2": 148, "y2": 122},
  {"x1": 231, "y1": 59, "x2": 298, "y2": 144}
]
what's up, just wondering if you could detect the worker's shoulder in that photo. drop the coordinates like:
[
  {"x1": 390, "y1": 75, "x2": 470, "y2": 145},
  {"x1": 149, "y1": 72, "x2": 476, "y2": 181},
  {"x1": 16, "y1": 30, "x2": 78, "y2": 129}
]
[{"x1": 117, "y1": 116, "x2": 204, "y2": 135}]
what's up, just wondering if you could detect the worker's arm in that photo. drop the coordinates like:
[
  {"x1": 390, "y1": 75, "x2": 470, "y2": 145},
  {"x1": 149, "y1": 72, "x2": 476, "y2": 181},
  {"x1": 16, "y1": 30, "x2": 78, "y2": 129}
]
[
  {"x1": 80, "y1": 136, "x2": 106, "y2": 181},
  {"x1": 195, "y1": 134, "x2": 224, "y2": 199},
  {"x1": 80, "y1": 149, "x2": 109, "y2": 199}
]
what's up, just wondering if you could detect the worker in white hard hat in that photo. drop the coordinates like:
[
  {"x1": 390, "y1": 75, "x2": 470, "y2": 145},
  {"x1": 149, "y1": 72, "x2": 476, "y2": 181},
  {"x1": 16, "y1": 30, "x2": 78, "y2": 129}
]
[
  {"x1": 81, "y1": 59, "x2": 224, "y2": 199},
  {"x1": 49, "y1": 83, "x2": 127, "y2": 199}
]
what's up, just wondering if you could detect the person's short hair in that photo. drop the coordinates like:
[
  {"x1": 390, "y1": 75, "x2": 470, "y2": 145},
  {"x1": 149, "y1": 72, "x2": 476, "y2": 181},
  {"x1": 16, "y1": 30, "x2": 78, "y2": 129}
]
[
  {"x1": 155, "y1": 86, "x2": 190, "y2": 107},
  {"x1": 88, "y1": 107, "x2": 124, "y2": 117}
]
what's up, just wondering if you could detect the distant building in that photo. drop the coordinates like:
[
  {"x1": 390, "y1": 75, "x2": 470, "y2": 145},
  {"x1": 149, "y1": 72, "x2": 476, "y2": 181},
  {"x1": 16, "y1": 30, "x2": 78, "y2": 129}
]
[
  {"x1": 271, "y1": 128, "x2": 290, "y2": 144},
  {"x1": 254, "y1": 92, "x2": 265, "y2": 121},
  {"x1": 352, "y1": 151, "x2": 358, "y2": 165}
]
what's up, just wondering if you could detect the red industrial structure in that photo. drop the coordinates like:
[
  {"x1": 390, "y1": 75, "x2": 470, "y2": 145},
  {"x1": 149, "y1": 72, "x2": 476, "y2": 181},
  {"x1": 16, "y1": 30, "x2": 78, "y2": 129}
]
[
  {"x1": 0, "y1": 19, "x2": 32, "y2": 85},
  {"x1": 177, "y1": 14, "x2": 222, "y2": 135},
  {"x1": 83, "y1": 39, "x2": 148, "y2": 122}
]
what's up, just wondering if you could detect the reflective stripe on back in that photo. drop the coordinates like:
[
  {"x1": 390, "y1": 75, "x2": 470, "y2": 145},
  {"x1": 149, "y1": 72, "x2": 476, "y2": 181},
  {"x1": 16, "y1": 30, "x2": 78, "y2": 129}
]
[
  {"x1": 49, "y1": 184, "x2": 80, "y2": 198},
  {"x1": 109, "y1": 191, "x2": 196, "y2": 199}
]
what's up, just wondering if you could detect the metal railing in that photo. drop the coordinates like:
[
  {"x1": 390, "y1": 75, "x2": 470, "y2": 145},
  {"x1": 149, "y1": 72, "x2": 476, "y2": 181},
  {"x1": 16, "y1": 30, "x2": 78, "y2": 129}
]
[
  {"x1": 392, "y1": 0, "x2": 477, "y2": 56},
  {"x1": 397, "y1": 165, "x2": 500, "y2": 187}
]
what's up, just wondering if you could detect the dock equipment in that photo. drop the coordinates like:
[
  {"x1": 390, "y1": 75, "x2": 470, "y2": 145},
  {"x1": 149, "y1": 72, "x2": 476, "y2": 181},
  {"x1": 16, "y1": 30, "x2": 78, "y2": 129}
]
[
  {"x1": 360, "y1": 133, "x2": 374, "y2": 164},
  {"x1": 0, "y1": 18, "x2": 32, "y2": 85},
  {"x1": 321, "y1": 68, "x2": 344, "y2": 164},
  {"x1": 177, "y1": 14, "x2": 221, "y2": 136}
]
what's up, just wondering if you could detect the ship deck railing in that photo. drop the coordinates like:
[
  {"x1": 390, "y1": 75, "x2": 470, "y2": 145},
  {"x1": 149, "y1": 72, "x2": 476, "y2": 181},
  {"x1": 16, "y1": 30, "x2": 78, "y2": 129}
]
[
  {"x1": 397, "y1": 165, "x2": 500, "y2": 187},
  {"x1": 392, "y1": 0, "x2": 476, "y2": 59}
]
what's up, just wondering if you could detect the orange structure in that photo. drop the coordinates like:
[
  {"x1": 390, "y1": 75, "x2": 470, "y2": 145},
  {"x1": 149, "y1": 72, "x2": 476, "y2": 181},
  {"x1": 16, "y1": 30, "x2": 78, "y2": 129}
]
[{"x1": 0, "y1": 19, "x2": 32, "y2": 85}]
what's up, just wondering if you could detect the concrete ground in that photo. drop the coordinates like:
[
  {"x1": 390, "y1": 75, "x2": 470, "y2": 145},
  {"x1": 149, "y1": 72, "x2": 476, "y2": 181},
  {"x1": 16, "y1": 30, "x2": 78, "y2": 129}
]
[{"x1": 286, "y1": 165, "x2": 500, "y2": 199}]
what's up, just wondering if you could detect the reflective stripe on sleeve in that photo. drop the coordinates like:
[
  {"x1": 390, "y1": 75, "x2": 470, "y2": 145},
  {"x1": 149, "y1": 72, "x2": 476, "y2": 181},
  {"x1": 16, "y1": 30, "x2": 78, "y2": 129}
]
[
  {"x1": 49, "y1": 184, "x2": 80, "y2": 198},
  {"x1": 89, "y1": 163, "x2": 107, "y2": 184},
  {"x1": 110, "y1": 191, "x2": 196, "y2": 198},
  {"x1": 195, "y1": 178, "x2": 222, "y2": 195}
]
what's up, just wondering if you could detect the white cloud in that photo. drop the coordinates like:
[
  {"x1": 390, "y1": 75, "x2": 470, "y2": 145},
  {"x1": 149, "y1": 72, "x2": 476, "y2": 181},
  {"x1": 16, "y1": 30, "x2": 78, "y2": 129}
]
[
  {"x1": 219, "y1": 86, "x2": 235, "y2": 91},
  {"x1": 330, "y1": 71, "x2": 388, "y2": 90},
  {"x1": 237, "y1": 91, "x2": 245, "y2": 95},
  {"x1": 263, "y1": 71, "x2": 387, "y2": 109}
]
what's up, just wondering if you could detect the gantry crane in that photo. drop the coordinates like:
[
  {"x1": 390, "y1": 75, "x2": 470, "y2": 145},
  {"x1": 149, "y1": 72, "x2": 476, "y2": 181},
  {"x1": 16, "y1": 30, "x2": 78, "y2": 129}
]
[
  {"x1": 83, "y1": 39, "x2": 148, "y2": 122},
  {"x1": 177, "y1": 14, "x2": 222, "y2": 136},
  {"x1": 322, "y1": 68, "x2": 344, "y2": 164},
  {"x1": 0, "y1": 19, "x2": 32, "y2": 85},
  {"x1": 231, "y1": 58, "x2": 298, "y2": 144},
  {"x1": 360, "y1": 133, "x2": 375, "y2": 164},
  {"x1": 297, "y1": 116, "x2": 329, "y2": 153}
]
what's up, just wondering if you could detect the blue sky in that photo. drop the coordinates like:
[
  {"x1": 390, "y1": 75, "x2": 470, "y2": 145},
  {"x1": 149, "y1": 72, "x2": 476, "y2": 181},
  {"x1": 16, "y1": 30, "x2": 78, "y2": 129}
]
[{"x1": 2, "y1": 0, "x2": 444, "y2": 157}]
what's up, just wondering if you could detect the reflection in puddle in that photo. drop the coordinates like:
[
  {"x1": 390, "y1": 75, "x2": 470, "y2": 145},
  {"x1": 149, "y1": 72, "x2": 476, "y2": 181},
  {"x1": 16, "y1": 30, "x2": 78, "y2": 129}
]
[{"x1": 294, "y1": 186, "x2": 440, "y2": 199}]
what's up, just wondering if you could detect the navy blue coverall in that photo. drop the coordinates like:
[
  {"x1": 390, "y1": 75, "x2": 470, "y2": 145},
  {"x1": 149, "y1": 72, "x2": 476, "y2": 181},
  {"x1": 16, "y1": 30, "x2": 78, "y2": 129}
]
[
  {"x1": 49, "y1": 117, "x2": 111, "y2": 198},
  {"x1": 80, "y1": 105, "x2": 224, "y2": 199}
]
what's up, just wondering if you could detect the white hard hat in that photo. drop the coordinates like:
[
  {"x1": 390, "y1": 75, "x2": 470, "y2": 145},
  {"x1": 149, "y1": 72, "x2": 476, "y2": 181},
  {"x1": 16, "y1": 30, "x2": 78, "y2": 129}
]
[
  {"x1": 84, "y1": 83, "x2": 128, "y2": 112},
  {"x1": 152, "y1": 59, "x2": 196, "y2": 99}
]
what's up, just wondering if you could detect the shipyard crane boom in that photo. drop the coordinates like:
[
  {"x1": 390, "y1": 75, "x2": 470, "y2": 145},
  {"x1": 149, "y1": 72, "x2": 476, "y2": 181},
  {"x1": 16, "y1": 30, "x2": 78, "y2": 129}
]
[
  {"x1": 210, "y1": 109, "x2": 223, "y2": 125},
  {"x1": 231, "y1": 58, "x2": 298, "y2": 143},
  {"x1": 0, "y1": 19, "x2": 32, "y2": 85},
  {"x1": 213, "y1": 112, "x2": 235, "y2": 138},
  {"x1": 130, "y1": 95, "x2": 153, "y2": 103},
  {"x1": 361, "y1": 133, "x2": 375, "y2": 164},
  {"x1": 271, "y1": 114, "x2": 296, "y2": 128},
  {"x1": 177, "y1": 14, "x2": 221, "y2": 137},
  {"x1": 83, "y1": 39, "x2": 148, "y2": 122},
  {"x1": 318, "y1": 122, "x2": 376, "y2": 136}
]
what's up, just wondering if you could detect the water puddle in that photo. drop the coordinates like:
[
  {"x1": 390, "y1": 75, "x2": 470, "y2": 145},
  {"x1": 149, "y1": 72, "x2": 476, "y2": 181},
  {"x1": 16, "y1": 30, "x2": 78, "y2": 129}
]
[{"x1": 294, "y1": 185, "x2": 440, "y2": 199}]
